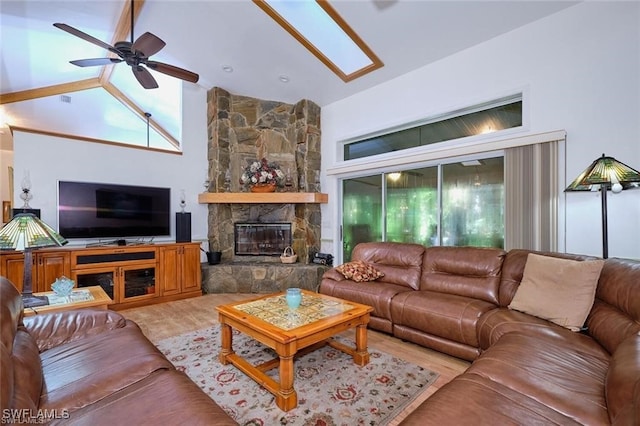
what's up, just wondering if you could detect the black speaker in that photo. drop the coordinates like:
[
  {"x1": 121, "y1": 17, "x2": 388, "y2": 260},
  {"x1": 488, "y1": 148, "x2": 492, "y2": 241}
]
[{"x1": 176, "y1": 212, "x2": 191, "y2": 243}]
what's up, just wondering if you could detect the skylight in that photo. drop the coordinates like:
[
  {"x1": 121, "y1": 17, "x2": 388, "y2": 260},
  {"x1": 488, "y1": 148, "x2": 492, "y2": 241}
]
[{"x1": 254, "y1": 0, "x2": 383, "y2": 81}]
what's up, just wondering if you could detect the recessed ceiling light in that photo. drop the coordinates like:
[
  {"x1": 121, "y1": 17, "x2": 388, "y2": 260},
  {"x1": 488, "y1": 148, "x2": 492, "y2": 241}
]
[
  {"x1": 222, "y1": 65, "x2": 234, "y2": 73},
  {"x1": 279, "y1": 75, "x2": 290, "y2": 83}
]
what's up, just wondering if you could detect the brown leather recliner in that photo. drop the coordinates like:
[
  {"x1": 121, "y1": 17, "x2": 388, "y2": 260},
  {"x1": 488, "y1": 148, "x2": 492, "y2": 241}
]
[
  {"x1": 321, "y1": 242, "x2": 425, "y2": 333},
  {"x1": 320, "y1": 243, "x2": 640, "y2": 425},
  {"x1": 0, "y1": 276, "x2": 237, "y2": 425}
]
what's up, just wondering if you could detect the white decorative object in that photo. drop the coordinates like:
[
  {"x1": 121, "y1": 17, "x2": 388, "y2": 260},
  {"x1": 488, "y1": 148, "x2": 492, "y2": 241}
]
[{"x1": 20, "y1": 170, "x2": 33, "y2": 208}]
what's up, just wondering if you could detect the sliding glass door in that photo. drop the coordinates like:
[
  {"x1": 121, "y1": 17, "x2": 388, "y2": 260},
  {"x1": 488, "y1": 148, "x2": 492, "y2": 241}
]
[
  {"x1": 441, "y1": 157, "x2": 504, "y2": 248},
  {"x1": 342, "y1": 175, "x2": 382, "y2": 261},
  {"x1": 341, "y1": 156, "x2": 504, "y2": 261},
  {"x1": 385, "y1": 167, "x2": 438, "y2": 246}
]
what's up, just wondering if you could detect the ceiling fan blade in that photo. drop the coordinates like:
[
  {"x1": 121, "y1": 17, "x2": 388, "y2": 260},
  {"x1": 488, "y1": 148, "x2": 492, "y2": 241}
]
[
  {"x1": 132, "y1": 32, "x2": 166, "y2": 57},
  {"x1": 132, "y1": 66, "x2": 159, "y2": 89},
  {"x1": 53, "y1": 23, "x2": 123, "y2": 57},
  {"x1": 70, "y1": 58, "x2": 123, "y2": 67},
  {"x1": 146, "y1": 61, "x2": 199, "y2": 83}
]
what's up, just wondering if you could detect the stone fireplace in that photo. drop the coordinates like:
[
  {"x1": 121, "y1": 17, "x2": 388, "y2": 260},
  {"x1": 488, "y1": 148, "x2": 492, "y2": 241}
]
[
  {"x1": 205, "y1": 87, "x2": 321, "y2": 264},
  {"x1": 201, "y1": 88, "x2": 328, "y2": 293}
]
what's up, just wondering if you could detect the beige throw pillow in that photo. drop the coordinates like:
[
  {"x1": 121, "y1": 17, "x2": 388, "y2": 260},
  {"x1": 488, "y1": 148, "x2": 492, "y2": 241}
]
[{"x1": 508, "y1": 254, "x2": 604, "y2": 331}]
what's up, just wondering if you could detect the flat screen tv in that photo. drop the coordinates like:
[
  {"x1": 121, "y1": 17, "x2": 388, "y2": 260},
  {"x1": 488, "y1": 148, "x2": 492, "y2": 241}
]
[{"x1": 58, "y1": 181, "x2": 171, "y2": 239}]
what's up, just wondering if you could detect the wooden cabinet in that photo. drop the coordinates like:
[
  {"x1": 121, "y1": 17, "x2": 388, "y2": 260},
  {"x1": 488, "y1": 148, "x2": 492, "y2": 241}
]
[
  {"x1": 159, "y1": 243, "x2": 201, "y2": 296},
  {"x1": 0, "y1": 242, "x2": 201, "y2": 310},
  {"x1": 0, "y1": 250, "x2": 70, "y2": 292},
  {"x1": 0, "y1": 253, "x2": 24, "y2": 291},
  {"x1": 159, "y1": 246, "x2": 180, "y2": 296},
  {"x1": 37, "y1": 252, "x2": 72, "y2": 292},
  {"x1": 71, "y1": 246, "x2": 158, "y2": 306}
]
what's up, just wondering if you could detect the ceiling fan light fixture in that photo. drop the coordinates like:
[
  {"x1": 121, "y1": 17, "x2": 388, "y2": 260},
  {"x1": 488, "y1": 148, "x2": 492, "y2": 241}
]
[
  {"x1": 52, "y1": 0, "x2": 199, "y2": 90},
  {"x1": 278, "y1": 75, "x2": 290, "y2": 83}
]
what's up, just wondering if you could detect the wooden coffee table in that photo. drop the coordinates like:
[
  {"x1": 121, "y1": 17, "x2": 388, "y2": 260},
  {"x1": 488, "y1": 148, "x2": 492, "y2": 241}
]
[{"x1": 216, "y1": 290, "x2": 373, "y2": 411}]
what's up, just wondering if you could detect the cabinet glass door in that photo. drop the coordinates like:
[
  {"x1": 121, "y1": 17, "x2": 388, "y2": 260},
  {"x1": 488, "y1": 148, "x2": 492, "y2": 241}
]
[
  {"x1": 123, "y1": 267, "x2": 156, "y2": 299},
  {"x1": 74, "y1": 270, "x2": 115, "y2": 299}
]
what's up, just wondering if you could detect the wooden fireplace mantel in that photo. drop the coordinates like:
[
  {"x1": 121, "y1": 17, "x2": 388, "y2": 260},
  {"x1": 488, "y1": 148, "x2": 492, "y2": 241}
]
[{"x1": 197, "y1": 192, "x2": 328, "y2": 204}]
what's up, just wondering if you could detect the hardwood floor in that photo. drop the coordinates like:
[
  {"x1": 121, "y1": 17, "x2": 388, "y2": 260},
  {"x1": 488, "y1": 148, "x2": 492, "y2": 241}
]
[{"x1": 120, "y1": 293, "x2": 469, "y2": 425}]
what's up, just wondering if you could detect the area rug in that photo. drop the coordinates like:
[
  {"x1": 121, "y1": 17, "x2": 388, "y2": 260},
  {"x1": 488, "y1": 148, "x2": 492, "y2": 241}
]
[{"x1": 155, "y1": 326, "x2": 439, "y2": 426}]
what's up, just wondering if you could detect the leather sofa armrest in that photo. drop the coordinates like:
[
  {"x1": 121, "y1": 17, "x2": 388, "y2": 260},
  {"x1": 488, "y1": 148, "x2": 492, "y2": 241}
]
[
  {"x1": 23, "y1": 309, "x2": 128, "y2": 352},
  {"x1": 323, "y1": 268, "x2": 347, "y2": 282}
]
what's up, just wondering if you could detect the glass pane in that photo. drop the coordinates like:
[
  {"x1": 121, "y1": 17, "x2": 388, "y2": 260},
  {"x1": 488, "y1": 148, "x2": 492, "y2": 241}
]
[
  {"x1": 345, "y1": 98, "x2": 522, "y2": 160},
  {"x1": 75, "y1": 271, "x2": 114, "y2": 299},
  {"x1": 123, "y1": 267, "x2": 156, "y2": 298},
  {"x1": 345, "y1": 127, "x2": 420, "y2": 161},
  {"x1": 441, "y1": 157, "x2": 504, "y2": 248},
  {"x1": 342, "y1": 175, "x2": 382, "y2": 261},
  {"x1": 385, "y1": 168, "x2": 438, "y2": 246},
  {"x1": 419, "y1": 102, "x2": 522, "y2": 146}
]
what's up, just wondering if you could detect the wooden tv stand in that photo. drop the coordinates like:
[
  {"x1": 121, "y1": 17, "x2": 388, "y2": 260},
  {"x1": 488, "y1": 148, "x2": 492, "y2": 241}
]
[{"x1": 0, "y1": 242, "x2": 202, "y2": 310}]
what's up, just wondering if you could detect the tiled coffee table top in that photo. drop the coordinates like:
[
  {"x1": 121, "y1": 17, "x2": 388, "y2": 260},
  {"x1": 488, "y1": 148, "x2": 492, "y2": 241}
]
[{"x1": 234, "y1": 292, "x2": 354, "y2": 330}]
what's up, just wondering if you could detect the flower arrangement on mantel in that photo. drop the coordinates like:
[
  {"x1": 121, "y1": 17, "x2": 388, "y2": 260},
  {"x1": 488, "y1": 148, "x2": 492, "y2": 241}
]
[{"x1": 240, "y1": 158, "x2": 285, "y2": 192}]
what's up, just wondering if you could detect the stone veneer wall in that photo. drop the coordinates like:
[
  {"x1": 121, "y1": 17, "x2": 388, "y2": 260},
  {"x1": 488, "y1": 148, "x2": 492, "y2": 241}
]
[{"x1": 205, "y1": 87, "x2": 322, "y2": 264}]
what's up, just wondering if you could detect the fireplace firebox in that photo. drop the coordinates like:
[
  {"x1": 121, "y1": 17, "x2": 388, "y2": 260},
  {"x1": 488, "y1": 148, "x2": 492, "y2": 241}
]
[{"x1": 234, "y1": 222, "x2": 292, "y2": 256}]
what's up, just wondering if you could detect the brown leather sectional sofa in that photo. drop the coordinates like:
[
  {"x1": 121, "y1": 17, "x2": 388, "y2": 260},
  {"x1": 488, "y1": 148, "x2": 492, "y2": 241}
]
[
  {"x1": 320, "y1": 243, "x2": 640, "y2": 425},
  {"x1": 0, "y1": 277, "x2": 237, "y2": 425}
]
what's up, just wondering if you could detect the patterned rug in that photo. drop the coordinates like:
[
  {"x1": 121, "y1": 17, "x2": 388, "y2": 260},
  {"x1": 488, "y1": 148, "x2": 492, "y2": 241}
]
[{"x1": 155, "y1": 326, "x2": 438, "y2": 426}]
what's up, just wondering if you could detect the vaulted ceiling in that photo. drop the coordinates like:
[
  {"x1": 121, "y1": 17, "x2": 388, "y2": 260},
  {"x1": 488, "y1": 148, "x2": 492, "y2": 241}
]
[{"x1": 0, "y1": 0, "x2": 578, "y2": 152}]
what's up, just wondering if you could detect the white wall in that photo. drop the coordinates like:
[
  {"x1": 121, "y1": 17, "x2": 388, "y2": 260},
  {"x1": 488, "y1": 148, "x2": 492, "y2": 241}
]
[
  {"x1": 0, "y1": 149, "x2": 13, "y2": 205},
  {"x1": 12, "y1": 83, "x2": 210, "y2": 253},
  {"x1": 321, "y1": 2, "x2": 640, "y2": 260}
]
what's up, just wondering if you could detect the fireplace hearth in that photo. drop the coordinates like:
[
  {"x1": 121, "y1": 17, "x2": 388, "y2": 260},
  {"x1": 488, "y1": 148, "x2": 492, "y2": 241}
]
[{"x1": 234, "y1": 222, "x2": 292, "y2": 256}]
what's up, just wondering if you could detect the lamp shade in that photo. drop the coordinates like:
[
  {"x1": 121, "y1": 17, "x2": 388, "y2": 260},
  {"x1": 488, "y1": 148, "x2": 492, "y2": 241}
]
[
  {"x1": 565, "y1": 154, "x2": 640, "y2": 192},
  {"x1": 0, "y1": 213, "x2": 68, "y2": 308},
  {"x1": 564, "y1": 153, "x2": 640, "y2": 259},
  {"x1": 0, "y1": 213, "x2": 67, "y2": 251}
]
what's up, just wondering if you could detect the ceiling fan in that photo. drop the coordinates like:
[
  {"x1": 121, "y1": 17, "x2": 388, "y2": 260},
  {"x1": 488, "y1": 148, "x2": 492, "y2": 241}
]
[{"x1": 53, "y1": 1, "x2": 199, "y2": 89}]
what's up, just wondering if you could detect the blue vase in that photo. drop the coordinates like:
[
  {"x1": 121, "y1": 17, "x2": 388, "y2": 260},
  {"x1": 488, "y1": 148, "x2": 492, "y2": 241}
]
[{"x1": 286, "y1": 288, "x2": 302, "y2": 309}]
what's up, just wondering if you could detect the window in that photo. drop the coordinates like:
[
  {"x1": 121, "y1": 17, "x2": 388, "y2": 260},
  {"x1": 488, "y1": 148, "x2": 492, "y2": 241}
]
[
  {"x1": 341, "y1": 156, "x2": 504, "y2": 261},
  {"x1": 254, "y1": 0, "x2": 383, "y2": 81},
  {"x1": 333, "y1": 94, "x2": 565, "y2": 261},
  {"x1": 344, "y1": 96, "x2": 522, "y2": 161}
]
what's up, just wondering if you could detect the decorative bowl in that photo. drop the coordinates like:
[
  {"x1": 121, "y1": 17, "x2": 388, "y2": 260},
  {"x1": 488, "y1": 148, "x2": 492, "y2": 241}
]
[{"x1": 52, "y1": 276, "x2": 75, "y2": 297}]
